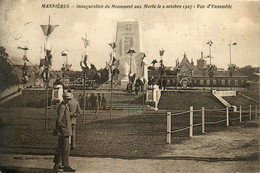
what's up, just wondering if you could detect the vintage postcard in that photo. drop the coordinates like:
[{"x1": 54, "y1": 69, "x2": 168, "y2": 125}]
[{"x1": 0, "y1": 0, "x2": 259, "y2": 172}]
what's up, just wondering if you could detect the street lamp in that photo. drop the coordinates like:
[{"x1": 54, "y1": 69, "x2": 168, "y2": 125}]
[
  {"x1": 229, "y1": 41, "x2": 237, "y2": 90},
  {"x1": 206, "y1": 40, "x2": 213, "y2": 90}
]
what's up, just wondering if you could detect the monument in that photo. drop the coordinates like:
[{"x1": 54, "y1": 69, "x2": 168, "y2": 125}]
[{"x1": 115, "y1": 20, "x2": 148, "y2": 87}]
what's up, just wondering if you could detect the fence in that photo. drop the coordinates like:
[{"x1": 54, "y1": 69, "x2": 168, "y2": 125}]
[{"x1": 166, "y1": 104, "x2": 258, "y2": 144}]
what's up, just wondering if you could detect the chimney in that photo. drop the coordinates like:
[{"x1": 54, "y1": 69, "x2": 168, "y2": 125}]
[{"x1": 201, "y1": 51, "x2": 203, "y2": 59}]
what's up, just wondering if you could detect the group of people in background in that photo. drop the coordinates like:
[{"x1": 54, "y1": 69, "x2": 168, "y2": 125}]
[
  {"x1": 126, "y1": 74, "x2": 145, "y2": 95},
  {"x1": 148, "y1": 76, "x2": 167, "y2": 90},
  {"x1": 78, "y1": 93, "x2": 106, "y2": 113}
]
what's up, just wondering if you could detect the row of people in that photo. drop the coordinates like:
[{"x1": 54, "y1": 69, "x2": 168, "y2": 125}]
[{"x1": 78, "y1": 93, "x2": 106, "y2": 112}]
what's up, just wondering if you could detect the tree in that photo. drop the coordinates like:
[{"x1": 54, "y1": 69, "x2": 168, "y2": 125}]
[
  {"x1": 238, "y1": 65, "x2": 260, "y2": 80},
  {"x1": 0, "y1": 46, "x2": 20, "y2": 91}
]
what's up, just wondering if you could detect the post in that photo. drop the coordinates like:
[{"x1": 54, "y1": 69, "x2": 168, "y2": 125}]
[
  {"x1": 190, "y1": 106, "x2": 193, "y2": 137},
  {"x1": 239, "y1": 105, "x2": 242, "y2": 122},
  {"x1": 202, "y1": 107, "x2": 205, "y2": 134},
  {"x1": 255, "y1": 105, "x2": 258, "y2": 118},
  {"x1": 226, "y1": 107, "x2": 229, "y2": 127},
  {"x1": 167, "y1": 112, "x2": 171, "y2": 144},
  {"x1": 249, "y1": 105, "x2": 251, "y2": 120}
]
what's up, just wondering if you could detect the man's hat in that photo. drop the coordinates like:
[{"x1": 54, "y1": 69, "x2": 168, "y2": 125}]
[{"x1": 63, "y1": 92, "x2": 72, "y2": 99}]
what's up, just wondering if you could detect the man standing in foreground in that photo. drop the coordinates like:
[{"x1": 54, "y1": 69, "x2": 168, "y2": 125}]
[
  {"x1": 53, "y1": 92, "x2": 75, "y2": 172},
  {"x1": 68, "y1": 91, "x2": 81, "y2": 150}
]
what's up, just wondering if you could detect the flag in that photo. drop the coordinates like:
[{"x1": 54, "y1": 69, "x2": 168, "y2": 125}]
[
  {"x1": 151, "y1": 59, "x2": 158, "y2": 66},
  {"x1": 112, "y1": 68, "x2": 120, "y2": 76},
  {"x1": 159, "y1": 49, "x2": 165, "y2": 56},
  {"x1": 61, "y1": 51, "x2": 68, "y2": 56},
  {"x1": 112, "y1": 57, "x2": 116, "y2": 65},
  {"x1": 109, "y1": 42, "x2": 116, "y2": 49},
  {"x1": 82, "y1": 38, "x2": 90, "y2": 48},
  {"x1": 207, "y1": 40, "x2": 213, "y2": 45},
  {"x1": 140, "y1": 53, "x2": 146, "y2": 67},
  {"x1": 141, "y1": 53, "x2": 146, "y2": 59},
  {"x1": 127, "y1": 47, "x2": 136, "y2": 54},
  {"x1": 41, "y1": 25, "x2": 59, "y2": 36},
  {"x1": 17, "y1": 47, "x2": 29, "y2": 50},
  {"x1": 39, "y1": 59, "x2": 46, "y2": 68},
  {"x1": 83, "y1": 55, "x2": 88, "y2": 67},
  {"x1": 22, "y1": 55, "x2": 29, "y2": 62}
]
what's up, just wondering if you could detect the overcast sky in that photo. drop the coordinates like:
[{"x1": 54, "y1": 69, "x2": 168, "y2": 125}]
[{"x1": 0, "y1": 0, "x2": 259, "y2": 70}]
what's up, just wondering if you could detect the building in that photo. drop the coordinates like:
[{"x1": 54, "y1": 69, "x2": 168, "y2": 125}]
[{"x1": 148, "y1": 53, "x2": 248, "y2": 89}]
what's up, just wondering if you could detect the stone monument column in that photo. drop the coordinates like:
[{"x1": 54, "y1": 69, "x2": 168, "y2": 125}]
[{"x1": 115, "y1": 20, "x2": 147, "y2": 87}]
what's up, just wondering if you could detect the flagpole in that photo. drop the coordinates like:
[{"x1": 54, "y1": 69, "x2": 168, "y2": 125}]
[
  {"x1": 142, "y1": 56, "x2": 145, "y2": 113},
  {"x1": 110, "y1": 68, "x2": 113, "y2": 119},
  {"x1": 83, "y1": 72, "x2": 86, "y2": 124}
]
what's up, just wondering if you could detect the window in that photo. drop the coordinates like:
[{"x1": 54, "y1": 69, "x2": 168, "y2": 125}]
[
  {"x1": 200, "y1": 79, "x2": 204, "y2": 85},
  {"x1": 228, "y1": 80, "x2": 231, "y2": 85},
  {"x1": 213, "y1": 80, "x2": 217, "y2": 85},
  {"x1": 221, "y1": 80, "x2": 225, "y2": 86},
  {"x1": 206, "y1": 80, "x2": 210, "y2": 86},
  {"x1": 234, "y1": 80, "x2": 238, "y2": 86}
]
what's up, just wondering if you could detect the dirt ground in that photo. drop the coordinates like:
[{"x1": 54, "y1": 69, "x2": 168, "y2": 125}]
[{"x1": 0, "y1": 118, "x2": 259, "y2": 173}]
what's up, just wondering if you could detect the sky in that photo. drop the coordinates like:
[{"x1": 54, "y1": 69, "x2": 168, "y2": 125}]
[{"x1": 0, "y1": 0, "x2": 259, "y2": 71}]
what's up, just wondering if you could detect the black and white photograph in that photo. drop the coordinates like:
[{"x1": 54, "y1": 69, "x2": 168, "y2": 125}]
[{"x1": 0, "y1": 0, "x2": 259, "y2": 172}]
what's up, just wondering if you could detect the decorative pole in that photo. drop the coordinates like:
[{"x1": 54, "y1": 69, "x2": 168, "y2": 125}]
[
  {"x1": 228, "y1": 41, "x2": 237, "y2": 90},
  {"x1": 81, "y1": 33, "x2": 90, "y2": 125},
  {"x1": 159, "y1": 49, "x2": 165, "y2": 90},
  {"x1": 108, "y1": 41, "x2": 116, "y2": 119},
  {"x1": 40, "y1": 15, "x2": 58, "y2": 132},
  {"x1": 141, "y1": 53, "x2": 146, "y2": 113},
  {"x1": 18, "y1": 46, "x2": 29, "y2": 87},
  {"x1": 206, "y1": 40, "x2": 213, "y2": 91},
  {"x1": 127, "y1": 47, "x2": 136, "y2": 116}
]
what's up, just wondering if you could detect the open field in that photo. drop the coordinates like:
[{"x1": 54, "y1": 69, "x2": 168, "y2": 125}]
[{"x1": 0, "y1": 106, "x2": 257, "y2": 158}]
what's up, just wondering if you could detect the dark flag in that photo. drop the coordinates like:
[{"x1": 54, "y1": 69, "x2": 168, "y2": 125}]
[
  {"x1": 61, "y1": 51, "x2": 68, "y2": 56},
  {"x1": 141, "y1": 53, "x2": 146, "y2": 67},
  {"x1": 39, "y1": 59, "x2": 46, "y2": 68},
  {"x1": 22, "y1": 55, "x2": 29, "y2": 62},
  {"x1": 83, "y1": 55, "x2": 88, "y2": 68},
  {"x1": 109, "y1": 42, "x2": 116, "y2": 49},
  {"x1": 127, "y1": 47, "x2": 136, "y2": 54},
  {"x1": 17, "y1": 47, "x2": 29, "y2": 50},
  {"x1": 112, "y1": 57, "x2": 116, "y2": 64},
  {"x1": 41, "y1": 25, "x2": 59, "y2": 36},
  {"x1": 159, "y1": 49, "x2": 165, "y2": 56},
  {"x1": 112, "y1": 68, "x2": 120, "y2": 76},
  {"x1": 151, "y1": 59, "x2": 158, "y2": 66},
  {"x1": 142, "y1": 53, "x2": 146, "y2": 59}
]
